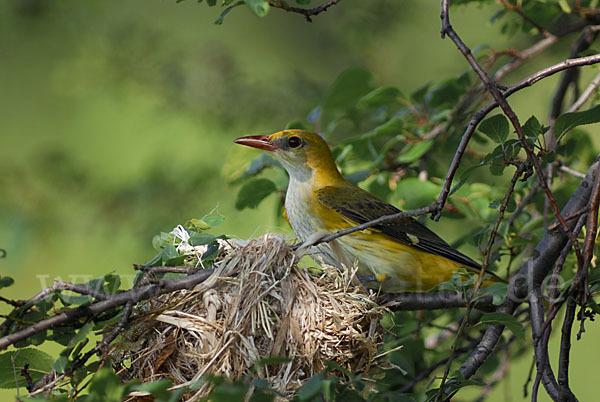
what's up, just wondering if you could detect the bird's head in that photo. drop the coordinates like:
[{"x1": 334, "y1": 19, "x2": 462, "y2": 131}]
[{"x1": 234, "y1": 129, "x2": 343, "y2": 184}]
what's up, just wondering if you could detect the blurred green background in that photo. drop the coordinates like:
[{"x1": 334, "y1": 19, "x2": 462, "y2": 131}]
[{"x1": 0, "y1": 0, "x2": 598, "y2": 400}]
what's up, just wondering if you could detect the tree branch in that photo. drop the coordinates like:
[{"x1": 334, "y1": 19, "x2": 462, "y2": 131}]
[
  {"x1": 25, "y1": 281, "x2": 110, "y2": 304},
  {"x1": 549, "y1": 26, "x2": 598, "y2": 121},
  {"x1": 435, "y1": 53, "x2": 600, "y2": 220},
  {"x1": 0, "y1": 269, "x2": 215, "y2": 351},
  {"x1": 567, "y1": 71, "x2": 600, "y2": 113},
  {"x1": 458, "y1": 156, "x2": 600, "y2": 383},
  {"x1": 558, "y1": 296, "x2": 576, "y2": 400},
  {"x1": 379, "y1": 290, "x2": 495, "y2": 311},
  {"x1": 440, "y1": 0, "x2": 594, "y2": 266}
]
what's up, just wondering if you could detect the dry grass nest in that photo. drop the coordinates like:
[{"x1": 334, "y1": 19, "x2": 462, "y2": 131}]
[{"x1": 113, "y1": 233, "x2": 388, "y2": 400}]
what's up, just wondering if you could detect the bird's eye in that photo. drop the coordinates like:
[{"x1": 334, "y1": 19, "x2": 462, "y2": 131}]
[{"x1": 287, "y1": 136, "x2": 302, "y2": 149}]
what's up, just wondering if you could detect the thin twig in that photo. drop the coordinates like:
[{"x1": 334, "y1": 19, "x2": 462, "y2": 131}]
[
  {"x1": 494, "y1": 36, "x2": 558, "y2": 82},
  {"x1": 133, "y1": 264, "x2": 199, "y2": 274},
  {"x1": 559, "y1": 165, "x2": 587, "y2": 179},
  {"x1": 292, "y1": 204, "x2": 436, "y2": 249},
  {"x1": 25, "y1": 281, "x2": 110, "y2": 304},
  {"x1": 547, "y1": 207, "x2": 587, "y2": 231},
  {"x1": 0, "y1": 296, "x2": 24, "y2": 308},
  {"x1": 27, "y1": 372, "x2": 65, "y2": 398},
  {"x1": 567, "y1": 71, "x2": 600, "y2": 113}
]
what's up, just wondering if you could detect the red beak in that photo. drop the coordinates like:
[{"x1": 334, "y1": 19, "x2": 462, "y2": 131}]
[{"x1": 233, "y1": 135, "x2": 278, "y2": 152}]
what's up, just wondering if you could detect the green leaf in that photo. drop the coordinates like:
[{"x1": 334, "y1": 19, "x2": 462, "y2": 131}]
[
  {"x1": 214, "y1": 1, "x2": 244, "y2": 24},
  {"x1": 425, "y1": 376, "x2": 484, "y2": 401},
  {"x1": 436, "y1": 269, "x2": 474, "y2": 292},
  {"x1": 285, "y1": 120, "x2": 312, "y2": 130},
  {"x1": 356, "y1": 86, "x2": 402, "y2": 108},
  {"x1": 160, "y1": 244, "x2": 180, "y2": 263},
  {"x1": 344, "y1": 170, "x2": 372, "y2": 185},
  {"x1": 395, "y1": 178, "x2": 441, "y2": 210},
  {"x1": 0, "y1": 276, "x2": 14, "y2": 289},
  {"x1": 478, "y1": 114, "x2": 509, "y2": 144},
  {"x1": 235, "y1": 178, "x2": 277, "y2": 209},
  {"x1": 426, "y1": 73, "x2": 471, "y2": 108},
  {"x1": 477, "y1": 282, "x2": 508, "y2": 305},
  {"x1": 50, "y1": 326, "x2": 77, "y2": 346},
  {"x1": 132, "y1": 379, "x2": 174, "y2": 401},
  {"x1": 298, "y1": 373, "x2": 325, "y2": 401},
  {"x1": 479, "y1": 312, "x2": 525, "y2": 338},
  {"x1": 87, "y1": 368, "x2": 126, "y2": 401},
  {"x1": 69, "y1": 321, "x2": 94, "y2": 347},
  {"x1": 489, "y1": 164, "x2": 505, "y2": 176},
  {"x1": 557, "y1": 0, "x2": 571, "y2": 13},
  {"x1": 0, "y1": 348, "x2": 54, "y2": 389},
  {"x1": 363, "y1": 117, "x2": 404, "y2": 138},
  {"x1": 102, "y1": 274, "x2": 121, "y2": 294},
  {"x1": 58, "y1": 293, "x2": 91, "y2": 307},
  {"x1": 14, "y1": 312, "x2": 48, "y2": 347},
  {"x1": 542, "y1": 151, "x2": 556, "y2": 163},
  {"x1": 322, "y1": 67, "x2": 372, "y2": 111},
  {"x1": 53, "y1": 356, "x2": 68, "y2": 374},
  {"x1": 185, "y1": 218, "x2": 211, "y2": 232},
  {"x1": 232, "y1": 153, "x2": 280, "y2": 184},
  {"x1": 202, "y1": 214, "x2": 225, "y2": 227},
  {"x1": 588, "y1": 298, "x2": 600, "y2": 315},
  {"x1": 411, "y1": 82, "x2": 432, "y2": 103},
  {"x1": 554, "y1": 104, "x2": 600, "y2": 141},
  {"x1": 503, "y1": 138, "x2": 522, "y2": 159},
  {"x1": 522, "y1": 116, "x2": 544, "y2": 140},
  {"x1": 188, "y1": 232, "x2": 219, "y2": 246},
  {"x1": 396, "y1": 140, "x2": 433, "y2": 164},
  {"x1": 245, "y1": 0, "x2": 270, "y2": 17},
  {"x1": 452, "y1": 164, "x2": 485, "y2": 195},
  {"x1": 166, "y1": 256, "x2": 187, "y2": 267},
  {"x1": 506, "y1": 197, "x2": 516, "y2": 213},
  {"x1": 152, "y1": 232, "x2": 175, "y2": 250}
]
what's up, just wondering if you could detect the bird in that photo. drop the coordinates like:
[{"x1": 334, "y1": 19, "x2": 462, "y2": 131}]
[{"x1": 234, "y1": 129, "x2": 498, "y2": 292}]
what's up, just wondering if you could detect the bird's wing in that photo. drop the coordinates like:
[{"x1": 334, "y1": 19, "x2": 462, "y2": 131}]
[{"x1": 316, "y1": 185, "x2": 482, "y2": 270}]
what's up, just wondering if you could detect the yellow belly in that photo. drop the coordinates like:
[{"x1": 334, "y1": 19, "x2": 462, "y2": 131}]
[
  {"x1": 332, "y1": 230, "x2": 464, "y2": 292},
  {"x1": 284, "y1": 181, "x2": 469, "y2": 292}
]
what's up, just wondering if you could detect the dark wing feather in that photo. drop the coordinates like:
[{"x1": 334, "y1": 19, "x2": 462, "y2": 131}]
[{"x1": 317, "y1": 185, "x2": 481, "y2": 270}]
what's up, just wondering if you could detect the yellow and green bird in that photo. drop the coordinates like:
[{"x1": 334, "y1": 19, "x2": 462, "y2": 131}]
[{"x1": 234, "y1": 129, "x2": 491, "y2": 292}]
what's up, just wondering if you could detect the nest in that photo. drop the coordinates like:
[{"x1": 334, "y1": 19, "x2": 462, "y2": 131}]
[{"x1": 114, "y1": 233, "x2": 386, "y2": 400}]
